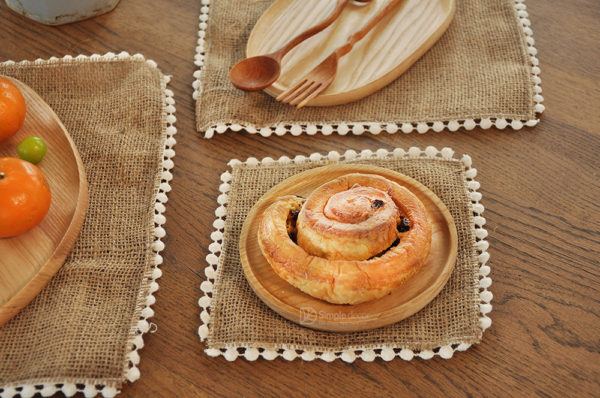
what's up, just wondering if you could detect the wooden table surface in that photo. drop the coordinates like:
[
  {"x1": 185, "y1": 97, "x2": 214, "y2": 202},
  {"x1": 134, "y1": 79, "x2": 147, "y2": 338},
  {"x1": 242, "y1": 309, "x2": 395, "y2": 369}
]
[{"x1": 1, "y1": 0, "x2": 598, "y2": 396}]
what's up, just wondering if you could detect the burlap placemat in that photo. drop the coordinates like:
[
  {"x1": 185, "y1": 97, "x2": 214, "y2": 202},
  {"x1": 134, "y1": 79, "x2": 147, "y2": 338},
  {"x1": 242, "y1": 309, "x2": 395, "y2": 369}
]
[
  {"x1": 0, "y1": 53, "x2": 176, "y2": 397},
  {"x1": 199, "y1": 147, "x2": 492, "y2": 361},
  {"x1": 194, "y1": 0, "x2": 544, "y2": 138}
]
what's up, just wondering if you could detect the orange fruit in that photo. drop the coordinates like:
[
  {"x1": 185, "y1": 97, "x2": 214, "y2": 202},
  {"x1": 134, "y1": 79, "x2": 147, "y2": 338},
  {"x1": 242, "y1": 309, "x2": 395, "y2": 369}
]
[
  {"x1": 0, "y1": 77, "x2": 27, "y2": 141},
  {"x1": 0, "y1": 157, "x2": 51, "y2": 238}
]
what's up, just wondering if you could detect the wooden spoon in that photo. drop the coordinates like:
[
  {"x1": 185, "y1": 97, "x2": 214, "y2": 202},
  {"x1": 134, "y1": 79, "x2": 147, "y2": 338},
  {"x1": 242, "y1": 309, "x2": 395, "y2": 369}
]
[
  {"x1": 229, "y1": 0, "x2": 372, "y2": 91},
  {"x1": 0, "y1": 76, "x2": 88, "y2": 327}
]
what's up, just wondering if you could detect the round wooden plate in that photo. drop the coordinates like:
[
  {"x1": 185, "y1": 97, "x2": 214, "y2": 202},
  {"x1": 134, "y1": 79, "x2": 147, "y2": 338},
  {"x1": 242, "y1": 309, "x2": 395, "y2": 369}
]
[
  {"x1": 239, "y1": 164, "x2": 457, "y2": 332},
  {"x1": 247, "y1": 0, "x2": 456, "y2": 106},
  {"x1": 0, "y1": 76, "x2": 88, "y2": 327}
]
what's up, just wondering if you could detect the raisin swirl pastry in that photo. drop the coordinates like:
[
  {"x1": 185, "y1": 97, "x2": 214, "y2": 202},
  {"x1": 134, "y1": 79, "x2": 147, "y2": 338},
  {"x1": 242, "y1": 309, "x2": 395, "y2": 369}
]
[{"x1": 258, "y1": 173, "x2": 432, "y2": 304}]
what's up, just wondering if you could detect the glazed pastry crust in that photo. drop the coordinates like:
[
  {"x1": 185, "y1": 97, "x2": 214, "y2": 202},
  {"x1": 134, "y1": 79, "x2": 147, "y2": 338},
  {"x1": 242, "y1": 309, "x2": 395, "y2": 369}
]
[
  {"x1": 257, "y1": 174, "x2": 432, "y2": 305},
  {"x1": 298, "y1": 174, "x2": 404, "y2": 260}
]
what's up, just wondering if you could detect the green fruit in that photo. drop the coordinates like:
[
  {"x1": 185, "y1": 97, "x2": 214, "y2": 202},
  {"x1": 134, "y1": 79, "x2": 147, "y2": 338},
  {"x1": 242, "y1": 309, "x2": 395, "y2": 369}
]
[{"x1": 17, "y1": 136, "x2": 47, "y2": 164}]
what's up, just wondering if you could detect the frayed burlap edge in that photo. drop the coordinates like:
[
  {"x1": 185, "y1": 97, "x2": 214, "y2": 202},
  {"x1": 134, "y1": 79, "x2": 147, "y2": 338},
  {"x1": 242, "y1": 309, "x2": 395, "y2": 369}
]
[
  {"x1": 198, "y1": 146, "x2": 492, "y2": 362},
  {"x1": 192, "y1": 0, "x2": 544, "y2": 138},
  {"x1": 0, "y1": 52, "x2": 177, "y2": 398}
]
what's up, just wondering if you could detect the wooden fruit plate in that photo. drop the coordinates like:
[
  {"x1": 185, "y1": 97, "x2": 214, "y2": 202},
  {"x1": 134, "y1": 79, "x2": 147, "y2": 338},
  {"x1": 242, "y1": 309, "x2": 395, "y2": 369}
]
[
  {"x1": 239, "y1": 164, "x2": 457, "y2": 332},
  {"x1": 0, "y1": 76, "x2": 88, "y2": 327},
  {"x1": 248, "y1": 0, "x2": 456, "y2": 106}
]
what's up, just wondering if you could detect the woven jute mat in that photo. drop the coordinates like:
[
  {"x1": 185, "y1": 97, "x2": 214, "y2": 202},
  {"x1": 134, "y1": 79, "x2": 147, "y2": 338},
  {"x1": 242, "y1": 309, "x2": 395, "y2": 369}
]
[
  {"x1": 199, "y1": 148, "x2": 492, "y2": 361},
  {"x1": 0, "y1": 54, "x2": 175, "y2": 395},
  {"x1": 194, "y1": 0, "x2": 543, "y2": 137}
]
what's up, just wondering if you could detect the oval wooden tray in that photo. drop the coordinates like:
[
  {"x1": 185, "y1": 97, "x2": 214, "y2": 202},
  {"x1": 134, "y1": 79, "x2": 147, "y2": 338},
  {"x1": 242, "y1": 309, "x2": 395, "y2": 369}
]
[
  {"x1": 239, "y1": 164, "x2": 457, "y2": 332},
  {"x1": 0, "y1": 76, "x2": 88, "y2": 327},
  {"x1": 248, "y1": 0, "x2": 456, "y2": 106}
]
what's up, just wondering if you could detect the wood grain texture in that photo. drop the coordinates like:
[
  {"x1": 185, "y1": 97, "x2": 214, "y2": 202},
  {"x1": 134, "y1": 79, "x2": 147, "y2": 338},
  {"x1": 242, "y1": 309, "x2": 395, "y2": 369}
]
[
  {"x1": 240, "y1": 164, "x2": 457, "y2": 331},
  {"x1": 0, "y1": 0, "x2": 598, "y2": 397},
  {"x1": 251, "y1": 0, "x2": 456, "y2": 105},
  {"x1": 0, "y1": 77, "x2": 87, "y2": 327}
]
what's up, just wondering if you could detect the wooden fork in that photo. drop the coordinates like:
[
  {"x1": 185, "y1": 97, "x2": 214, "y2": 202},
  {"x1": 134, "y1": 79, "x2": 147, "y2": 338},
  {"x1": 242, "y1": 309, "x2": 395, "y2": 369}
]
[{"x1": 276, "y1": 0, "x2": 405, "y2": 108}]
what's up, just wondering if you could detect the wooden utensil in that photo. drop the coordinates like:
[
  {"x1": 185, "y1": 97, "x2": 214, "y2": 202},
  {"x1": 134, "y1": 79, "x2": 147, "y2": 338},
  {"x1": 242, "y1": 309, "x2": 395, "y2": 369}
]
[
  {"x1": 250, "y1": 0, "x2": 456, "y2": 106},
  {"x1": 229, "y1": 0, "x2": 372, "y2": 91},
  {"x1": 239, "y1": 164, "x2": 458, "y2": 332},
  {"x1": 277, "y1": 0, "x2": 405, "y2": 107},
  {"x1": 0, "y1": 76, "x2": 88, "y2": 328}
]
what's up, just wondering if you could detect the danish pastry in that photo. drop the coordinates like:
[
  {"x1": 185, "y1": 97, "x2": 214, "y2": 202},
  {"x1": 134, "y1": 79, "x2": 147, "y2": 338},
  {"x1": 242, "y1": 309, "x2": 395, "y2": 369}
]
[{"x1": 257, "y1": 173, "x2": 432, "y2": 304}]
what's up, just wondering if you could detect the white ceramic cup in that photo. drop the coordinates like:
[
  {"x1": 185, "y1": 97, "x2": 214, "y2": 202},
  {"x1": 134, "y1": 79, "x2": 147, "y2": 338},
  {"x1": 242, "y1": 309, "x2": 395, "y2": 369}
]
[{"x1": 5, "y1": 0, "x2": 121, "y2": 25}]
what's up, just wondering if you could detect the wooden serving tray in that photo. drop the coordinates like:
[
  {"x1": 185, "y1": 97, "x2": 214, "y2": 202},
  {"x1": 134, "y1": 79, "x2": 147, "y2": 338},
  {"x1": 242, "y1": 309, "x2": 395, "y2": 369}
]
[
  {"x1": 239, "y1": 164, "x2": 457, "y2": 332},
  {"x1": 0, "y1": 76, "x2": 88, "y2": 327},
  {"x1": 248, "y1": 0, "x2": 456, "y2": 106}
]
